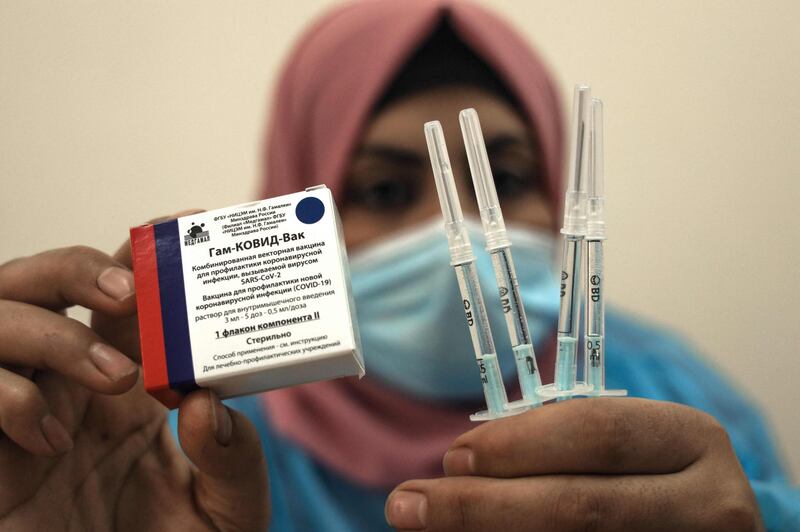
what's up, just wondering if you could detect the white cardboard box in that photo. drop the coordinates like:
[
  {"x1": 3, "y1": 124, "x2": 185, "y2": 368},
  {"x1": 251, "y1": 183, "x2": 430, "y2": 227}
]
[{"x1": 130, "y1": 185, "x2": 363, "y2": 406}]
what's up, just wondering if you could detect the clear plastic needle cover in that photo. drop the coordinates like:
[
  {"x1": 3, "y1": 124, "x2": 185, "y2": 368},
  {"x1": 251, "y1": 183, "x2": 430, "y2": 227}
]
[
  {"x1": 586, "y1": 98, "x2": 606, "y2": 240},
  {"x1": 424, "y1": 121, "x2": 474, "y2": 265},
  {"x1": 562, "y1": 85, "x2": 591, "y2": 236},
  {"x1": 459, "y1": 108, "x2": 509, "y2": 251}
]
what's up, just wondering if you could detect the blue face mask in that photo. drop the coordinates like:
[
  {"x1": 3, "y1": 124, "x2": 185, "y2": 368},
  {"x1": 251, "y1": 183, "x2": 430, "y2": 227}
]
[{"x1": 349, "y1": 219, "x2": 560, "y2": 400}]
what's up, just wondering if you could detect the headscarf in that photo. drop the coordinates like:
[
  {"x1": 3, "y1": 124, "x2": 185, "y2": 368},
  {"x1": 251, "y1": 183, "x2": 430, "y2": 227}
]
[
  {"x1": 261, "y1": 0, "x2": 564, "y2": 489},
  {"x1": 261, "y1": 0, "x2": 562, "y2": 203}
]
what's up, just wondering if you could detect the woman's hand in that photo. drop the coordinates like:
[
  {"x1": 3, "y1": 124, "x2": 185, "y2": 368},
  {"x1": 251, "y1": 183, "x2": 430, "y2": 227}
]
[
  {"x1": 0, "y1": 240, "x2": 269, "y2": 530},
  {"x1": 386, "y1": 398, "x2": 762, "y2": 531}
]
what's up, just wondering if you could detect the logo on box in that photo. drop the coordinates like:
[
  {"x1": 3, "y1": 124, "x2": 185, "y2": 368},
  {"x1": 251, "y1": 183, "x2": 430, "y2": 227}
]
[{"x1": 184, "y1": 223, "x2": 210, "y2": 245}]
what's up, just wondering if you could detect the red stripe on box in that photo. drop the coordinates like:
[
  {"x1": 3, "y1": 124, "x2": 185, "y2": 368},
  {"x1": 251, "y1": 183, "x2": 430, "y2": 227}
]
[{"x1": 130, "y1": 225, "x2": 170, "y2": 394}]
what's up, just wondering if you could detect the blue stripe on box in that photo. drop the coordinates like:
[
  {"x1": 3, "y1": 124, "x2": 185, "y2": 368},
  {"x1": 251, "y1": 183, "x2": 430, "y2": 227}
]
[{"x1": 154, "y1": 219, "x2": 198, "y2": 393}]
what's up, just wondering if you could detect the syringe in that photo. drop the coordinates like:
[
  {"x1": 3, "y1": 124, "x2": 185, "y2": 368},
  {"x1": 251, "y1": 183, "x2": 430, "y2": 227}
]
[
  {"x1": 584, "y1": 98, "x2": 627, "y2": 397},
  {"x1": 459, "y1": 108, "x2": 543, "y2": 406},
  {"x1": 424, "y1": 120, "x2": 518, "y2": 421},
  {"x1": 539, "y1": 85, "x2": 593, "y2": 398}
]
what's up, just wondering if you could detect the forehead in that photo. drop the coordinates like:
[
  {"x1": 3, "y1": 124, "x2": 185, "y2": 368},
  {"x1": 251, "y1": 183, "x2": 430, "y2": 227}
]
[{"x1": 359, "y1": 86, "x2": 529, "y2": 151}]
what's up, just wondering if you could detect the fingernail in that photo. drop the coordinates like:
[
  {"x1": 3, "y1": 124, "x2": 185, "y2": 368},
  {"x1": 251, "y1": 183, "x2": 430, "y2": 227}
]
[
  {"x1": 385, "y1": 490, "x2": 427, "y2": 529},
  {"x1": 40, "y1": 414, "x2": 73, "y2": 454},
  {"x1": 208, "y1": 390, "x2": 232, "y2": 446},
  {"x1": 443, "y1": 447, "x2": 475, "y2": 476},
  {"x1": 89, "y1": 343, "x2": 138, "y2": 382},
  {"x1": 97, "y1": 267, "x2": 135, "y2": 301}
]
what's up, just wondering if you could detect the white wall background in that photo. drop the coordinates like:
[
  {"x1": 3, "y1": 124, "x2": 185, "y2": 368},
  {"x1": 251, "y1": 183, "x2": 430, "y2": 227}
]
[{"x1": 1, "y1": 1, "x2": 798, "y2": 479}]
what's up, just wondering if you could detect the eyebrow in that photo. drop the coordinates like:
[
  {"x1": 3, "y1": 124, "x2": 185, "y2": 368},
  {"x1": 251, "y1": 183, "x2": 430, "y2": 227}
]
[
  {"x1": 356, "y1": 133, "x2": 532, "y2": 168},
  {"x1": 484, "y1": 134, "x2": 531, "y2": 153},
  {"x1": 356, "y1": 144, "x2": 423, "y2": 167}
]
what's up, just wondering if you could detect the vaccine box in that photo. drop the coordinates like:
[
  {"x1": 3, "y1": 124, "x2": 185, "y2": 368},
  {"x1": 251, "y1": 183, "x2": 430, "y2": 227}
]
[{"x1": 130, "y1": 185, "x2": 364, "y2": 408}]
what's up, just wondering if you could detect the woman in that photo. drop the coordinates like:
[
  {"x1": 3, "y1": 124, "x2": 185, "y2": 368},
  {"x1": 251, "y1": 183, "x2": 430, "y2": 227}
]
[{"x1": 0, "y1": 1, "x2": 796, "y2": 530}]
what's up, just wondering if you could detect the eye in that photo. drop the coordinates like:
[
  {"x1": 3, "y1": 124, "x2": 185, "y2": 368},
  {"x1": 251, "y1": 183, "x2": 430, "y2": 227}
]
[
  {"x1": 346, "y1": 174, "x2": 422, "y2": 212},
  {"x1": 492, "y1": 167, "x2": 536, "y2": 200},
  {"x1": 482, "y1": 135, "x2": 547, "y2": 203}
]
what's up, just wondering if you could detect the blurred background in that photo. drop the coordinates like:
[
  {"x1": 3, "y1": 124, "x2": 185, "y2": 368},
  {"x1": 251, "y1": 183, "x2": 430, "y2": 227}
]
[{"x1": 1, "y1": 1, "x2": 798, "y2": 478}]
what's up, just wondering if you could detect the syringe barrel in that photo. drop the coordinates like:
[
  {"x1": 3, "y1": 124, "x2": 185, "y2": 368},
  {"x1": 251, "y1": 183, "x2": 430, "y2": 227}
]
[
  {"x1": 425, "y1": 121, "x2": 474, "y2": 265},
  {"x1": 555, "y1": 235, "x2": 583, "y2": 392},
  {"x1": 586, "y1": 335, "x2": 605, "y2": 390},
  {"x1": 557, "y1": 235, "x2": 583, "y2": 337},
  {"x1": 562, "y1": 86, "x2": 591, "y2": 236},
  {"x1": 585, "y1": 239, "x2": 605, "y2": 389},
  {"x1": 454, "y1": 262, "x2": 496, "y2": 358},
  {"x1": 490, "y1": 247, "x2": 531, "y2": 346},
  {"x1": 585, "y1": 240, "x2": 604, "y2": 336},
  {"x1": 454, "y1": 262, "x2": 508, "y2": 412},
  {"x1": 555, "y1": 334, "x2": 578, "y2": 392},
  {"x1": 459, "y1": 108, "x2": 510, "y2": 251},
  {"x1": 491, "y1": 248, "x2": 543, "y2": 401}
]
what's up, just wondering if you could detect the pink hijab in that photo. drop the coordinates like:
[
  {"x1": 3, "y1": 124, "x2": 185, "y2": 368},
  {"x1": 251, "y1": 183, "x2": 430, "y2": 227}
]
[{"x1": 261, "y1": 0, "x2": 564, "y2": 489}]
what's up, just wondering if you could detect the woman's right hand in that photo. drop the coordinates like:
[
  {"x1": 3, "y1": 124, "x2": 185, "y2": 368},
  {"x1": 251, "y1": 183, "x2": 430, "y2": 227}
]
[{"x1": 0, "y1": 242, "x2": 270, "y2": 530}]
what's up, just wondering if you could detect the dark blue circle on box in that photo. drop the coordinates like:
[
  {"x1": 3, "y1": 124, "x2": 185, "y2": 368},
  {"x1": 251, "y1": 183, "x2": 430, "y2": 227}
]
[{"x1": 296, "y1": 196, "x2": 325, "y2": 224}]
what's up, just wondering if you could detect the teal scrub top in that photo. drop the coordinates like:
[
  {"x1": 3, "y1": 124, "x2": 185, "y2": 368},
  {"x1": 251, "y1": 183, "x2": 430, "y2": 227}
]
[{"x1": 174, "y1": 310, "x2": 800, "y2": 531}]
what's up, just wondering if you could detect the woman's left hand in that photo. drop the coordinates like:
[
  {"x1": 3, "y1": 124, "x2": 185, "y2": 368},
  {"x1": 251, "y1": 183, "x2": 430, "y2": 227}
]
[{"x1": 385, "y1": 398, "x2": 763, "y2": 531}]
